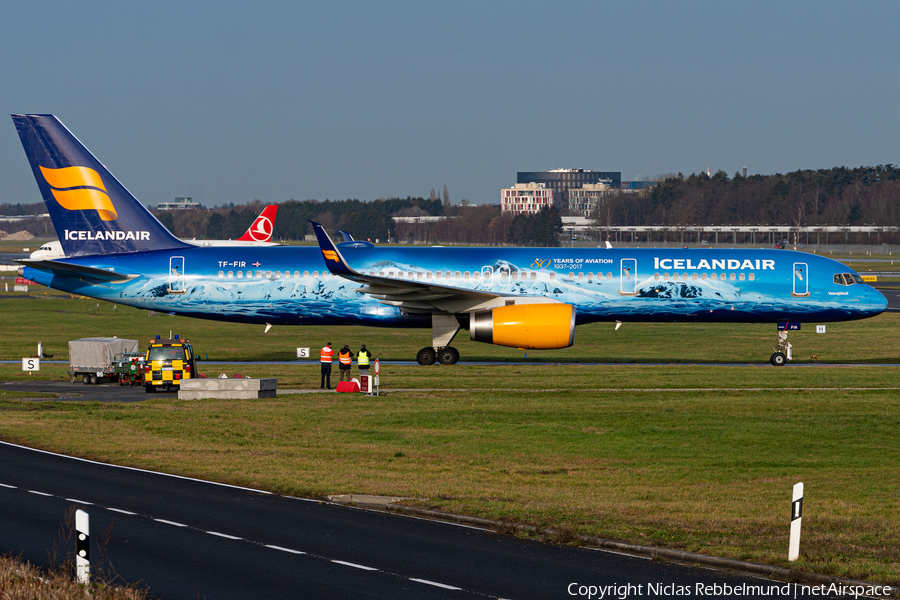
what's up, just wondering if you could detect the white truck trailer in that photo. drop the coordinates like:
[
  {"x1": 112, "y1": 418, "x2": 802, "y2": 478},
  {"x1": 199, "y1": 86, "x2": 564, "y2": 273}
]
[{"x1": 68, "y1": 337, "x2": 139, "y2": 384}]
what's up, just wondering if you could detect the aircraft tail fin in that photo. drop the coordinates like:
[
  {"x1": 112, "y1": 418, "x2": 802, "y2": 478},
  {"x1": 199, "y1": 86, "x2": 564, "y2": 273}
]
[
  {"x1": 237, "y1": 205, "x2": 278, "y2": 242},
  {"x1": 309, "y1": 221, "x2": 355, "y2": 277},
  {"x1": 12, "y1": 114, "x2": 190, "y2": 256}
]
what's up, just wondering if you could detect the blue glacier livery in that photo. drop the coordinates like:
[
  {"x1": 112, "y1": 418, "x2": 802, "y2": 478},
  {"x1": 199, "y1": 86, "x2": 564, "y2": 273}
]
[{"x1": 12, "y1": 114, "x2": 887, "y2": 365}]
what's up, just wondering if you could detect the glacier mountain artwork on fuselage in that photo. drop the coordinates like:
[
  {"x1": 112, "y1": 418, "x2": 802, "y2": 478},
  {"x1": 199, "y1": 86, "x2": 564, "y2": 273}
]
[{"x1": 11, "y1": 114, "x2": 887, "y2": 366}]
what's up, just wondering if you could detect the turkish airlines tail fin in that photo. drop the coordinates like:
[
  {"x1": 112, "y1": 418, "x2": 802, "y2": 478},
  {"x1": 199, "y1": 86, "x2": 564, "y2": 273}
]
[
  {"x1": 236, "y1": 205, "x2": 278, "y2": 242},
  {"x1": 12, "y1": 114, "x2": 189, "y2": 256}
]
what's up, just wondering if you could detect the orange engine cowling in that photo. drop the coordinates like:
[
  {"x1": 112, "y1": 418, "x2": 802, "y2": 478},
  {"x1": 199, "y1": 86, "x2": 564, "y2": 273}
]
[{"x1": 469, "y1": 303, "x2": 575, "y2": 349}]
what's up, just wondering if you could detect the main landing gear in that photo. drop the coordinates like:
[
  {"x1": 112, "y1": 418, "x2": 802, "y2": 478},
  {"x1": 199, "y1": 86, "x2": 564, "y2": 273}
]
[
  {"x1": 417, "y1": 314, "x2": 462, "y2": 365},
  {"x1": 416, "y1": 346, "x2": 460, "y2": 365},
  {"x1": 770, "y1": 329, "x2": 792, "y2": 366}
]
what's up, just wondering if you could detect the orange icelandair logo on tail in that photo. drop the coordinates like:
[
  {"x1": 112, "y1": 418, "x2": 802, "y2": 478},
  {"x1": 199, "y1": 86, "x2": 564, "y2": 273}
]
[
  {"x1": 39, "y1": 165, "x2": 117, "y2": 221},
  {"x1": 322, "y1": 250, "x2": 340, "y2": 262}
]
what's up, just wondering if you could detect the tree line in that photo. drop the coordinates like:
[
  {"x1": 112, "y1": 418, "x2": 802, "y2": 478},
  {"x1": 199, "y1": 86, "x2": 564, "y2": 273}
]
[
  {"x1": 5, "y1": 164, "x2": 900, "y2": 246},
  {"x1": 591, "y1": 165, "x2": 900, "y2": 229}
]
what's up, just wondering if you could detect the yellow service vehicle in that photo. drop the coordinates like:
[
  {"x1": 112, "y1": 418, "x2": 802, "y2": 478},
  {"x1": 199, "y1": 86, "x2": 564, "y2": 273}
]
[{"x1": 143, "y1": 335, "x2": 197, "y2": 393}]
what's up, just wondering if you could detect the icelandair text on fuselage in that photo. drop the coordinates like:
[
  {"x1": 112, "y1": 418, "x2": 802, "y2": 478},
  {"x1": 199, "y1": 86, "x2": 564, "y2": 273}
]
[
  {"x1": 655, "y1": 258, "x2": 775, "y2": 271},
  {"x1": 567, "y1": 582, "x2": 891, "y2": 599},
  {"x1": 64, "y1": 229, "x2": 150, "y2": 241}
]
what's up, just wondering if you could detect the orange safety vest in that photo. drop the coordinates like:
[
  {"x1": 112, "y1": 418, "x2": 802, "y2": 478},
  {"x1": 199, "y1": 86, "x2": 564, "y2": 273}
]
[
  {"x1": 339, "y1": 349, "x2": 352, "y2": 365},
  {"x1": 320, "y1": 346, "x2": 334, "y2": 363}
]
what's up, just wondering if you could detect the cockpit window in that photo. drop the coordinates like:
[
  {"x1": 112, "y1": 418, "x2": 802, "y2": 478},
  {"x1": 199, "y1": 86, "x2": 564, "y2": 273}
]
[{"x1": 834, "y1": 273, "x2": 864, "y2": 286}]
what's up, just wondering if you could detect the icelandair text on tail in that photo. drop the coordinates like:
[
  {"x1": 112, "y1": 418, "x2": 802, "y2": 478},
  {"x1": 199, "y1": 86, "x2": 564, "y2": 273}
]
[{"x1": 64, "y1": 229, "x2": 150, "y2": 241}]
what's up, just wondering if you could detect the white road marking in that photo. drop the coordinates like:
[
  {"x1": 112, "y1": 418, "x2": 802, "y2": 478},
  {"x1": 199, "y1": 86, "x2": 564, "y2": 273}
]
[
  {"x1": 207, "y1": 531, "x2": 242, "y2": 540},
  {"x1": 107, "y1": 508, "x2": 137, "y2": 515},
  {"x1": 410, "y1": 578, "x2": 462, "y2": 590},
  {"x1": 332, "y1": 560, "x2": 378, "y2": 571},
  {"x1": 155, "y1": 518, "x2": 188, "y2": 527},
  {"x1": 587, "y1": 547, "x2": 651, "y2": 560},
  {"x1": 0, "y1": 483, "x2": 16, "y2": 489},
  {"x1": 265, "y1": 545, "x2": 306, "y2": 555},
  {"x1": 65, "y1": 498, "x2": 93, "y2": 505},
  {"x1": 27, "y1": 490, "x2": 53, "y2": 496}
]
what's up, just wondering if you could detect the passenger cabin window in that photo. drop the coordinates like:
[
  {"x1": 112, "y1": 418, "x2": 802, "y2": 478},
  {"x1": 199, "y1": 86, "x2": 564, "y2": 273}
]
[
  {"x1": 749, "y1": 273, "x2": 755, "y2": 281},
  {"x1": 227, "y1": 271, "x2": 233, "y2": 278},
  {"x1": 218, "y1": 271, "x2": 224, "y2": 278},
  {"x1": 606, "y1": 272, "x2": 612, "y2": 280},
  {"x1": 237, "y1": 271, "x2": 243, "y2": 278}
]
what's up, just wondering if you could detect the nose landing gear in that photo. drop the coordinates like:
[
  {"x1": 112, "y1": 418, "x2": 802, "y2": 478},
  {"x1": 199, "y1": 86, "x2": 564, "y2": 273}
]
[{"x1": 770, "y1": 329, "x2": 792, "y2": 366}]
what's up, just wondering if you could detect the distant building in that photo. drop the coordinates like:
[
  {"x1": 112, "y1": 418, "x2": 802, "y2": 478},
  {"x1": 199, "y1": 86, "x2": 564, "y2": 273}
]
[
  {"x1": 158, "y1": 196, "x2": 201, "y2": 211},
  {"x1": 501, "y1": 182, "x2": 554, "y2": 215},
  {"x1": 568, "y1": 182, "x2": 614, "y2": 216},
  {"x1": 518, "y1": 169, "x2": 620, "y2": 209},
  {"x1": 620, "y1": 181, "x2": 656, "y2": 192}
]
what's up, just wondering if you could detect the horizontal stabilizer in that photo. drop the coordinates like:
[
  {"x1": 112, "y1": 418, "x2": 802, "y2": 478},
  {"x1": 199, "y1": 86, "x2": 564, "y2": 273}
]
[{"x1": 17, "y1": 259, "x2": 139, "y2": 283}]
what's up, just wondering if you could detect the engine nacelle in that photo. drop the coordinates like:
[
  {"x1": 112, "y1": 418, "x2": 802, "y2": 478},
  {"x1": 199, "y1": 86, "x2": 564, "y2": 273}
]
[{"x1": 469, "y1": 303, "x2": 575, "y2": 349}]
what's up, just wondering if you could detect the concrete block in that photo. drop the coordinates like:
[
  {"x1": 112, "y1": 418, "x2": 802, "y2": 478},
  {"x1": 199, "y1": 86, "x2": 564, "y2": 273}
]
[{"x1": 178, "y1": 378, "x2": 277, "y2": 400}]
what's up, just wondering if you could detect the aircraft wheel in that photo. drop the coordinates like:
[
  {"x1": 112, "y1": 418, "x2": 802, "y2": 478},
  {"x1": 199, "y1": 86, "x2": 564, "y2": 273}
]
[
  {"x1": 145, "y1": 385, "x2": 155, "y2": 393},
  {"x1": 438, "y1": 347, "x2": 460, "y2": 365},
  {"x1": 416, "y1": 347, "x2": 437, "y2": 366},
  {"x1": 770, "y1": 352, "x2": 786, "y2": 366}
]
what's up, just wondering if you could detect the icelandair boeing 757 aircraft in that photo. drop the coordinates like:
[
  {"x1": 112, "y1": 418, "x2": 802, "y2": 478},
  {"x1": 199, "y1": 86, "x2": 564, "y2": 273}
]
[{"x1": 12, "y1": 114, "x2": 888, "y2": 365}]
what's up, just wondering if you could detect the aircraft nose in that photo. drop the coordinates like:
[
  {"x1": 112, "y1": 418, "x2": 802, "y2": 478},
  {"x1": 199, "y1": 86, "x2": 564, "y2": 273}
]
[{"x1": 869, "y1": 287, "x2": 889, "y2": 314}]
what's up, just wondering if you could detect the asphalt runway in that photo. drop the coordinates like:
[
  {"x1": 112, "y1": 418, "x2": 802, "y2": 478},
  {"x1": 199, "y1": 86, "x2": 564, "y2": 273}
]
[
  {"x1": 877, "y1": 286, "x2": 900, "y2": 311},
  {"x1": 0, "y1": 441, "x2": 862, "y2": 600}
]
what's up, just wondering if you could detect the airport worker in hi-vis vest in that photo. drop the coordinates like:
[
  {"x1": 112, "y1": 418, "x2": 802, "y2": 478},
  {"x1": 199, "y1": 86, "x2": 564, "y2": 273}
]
[
  {"x1": 320, "y1": 342, "x2": 334, "y2": 389},
  {"x1": 357, "y1": 344, "x2": 371, "y2": 378},
  {"x1": 338, "y1": 344, "x2": 354, "y2": 382}
]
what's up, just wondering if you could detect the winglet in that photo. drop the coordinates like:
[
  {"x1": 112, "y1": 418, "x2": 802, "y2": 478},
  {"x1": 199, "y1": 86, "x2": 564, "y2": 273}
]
[
  {"x1": 605, "y1": 241, "x2": 613, "y2": 249},
  {"x1": 339, "y1": 230, "x2": 355, "y2": 242},
  {"x1": 309, "y1": 221, "x2": 355, "y2": 277}
]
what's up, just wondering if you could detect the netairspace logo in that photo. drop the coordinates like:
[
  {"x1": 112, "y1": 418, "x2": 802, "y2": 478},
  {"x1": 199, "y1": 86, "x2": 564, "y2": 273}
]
[{"x1": 566, "y1": 582, "x2": 892, "y2": 599}]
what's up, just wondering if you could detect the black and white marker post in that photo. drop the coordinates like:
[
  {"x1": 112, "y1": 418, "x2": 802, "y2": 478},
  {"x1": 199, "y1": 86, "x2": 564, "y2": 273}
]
[
  {"x1": 75, "y1": 509, "x2": 90, "y2": 584},
  {"x1": 788, "y1": 482, "x2": 803, "y2": 561}
]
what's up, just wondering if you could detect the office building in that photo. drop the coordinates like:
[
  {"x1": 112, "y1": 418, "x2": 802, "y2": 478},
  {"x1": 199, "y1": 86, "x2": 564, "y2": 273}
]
[{"x1": 500, "y1": 182, "x2": 554, "y2": 215}]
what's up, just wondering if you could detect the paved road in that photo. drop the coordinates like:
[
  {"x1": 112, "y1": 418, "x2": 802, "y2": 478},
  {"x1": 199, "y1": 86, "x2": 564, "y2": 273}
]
[
  {"x1": 0, "y1": 441, "x2": 847, "y2": 600},
  {"x1": 876, "y1": 286, "x2": 900, "y2": 311}
]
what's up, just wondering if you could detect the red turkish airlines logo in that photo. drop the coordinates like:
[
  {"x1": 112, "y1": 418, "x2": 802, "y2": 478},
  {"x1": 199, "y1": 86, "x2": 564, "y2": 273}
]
[{"x1": 246, "y1": 216, "x2": 273, "y2": 242}]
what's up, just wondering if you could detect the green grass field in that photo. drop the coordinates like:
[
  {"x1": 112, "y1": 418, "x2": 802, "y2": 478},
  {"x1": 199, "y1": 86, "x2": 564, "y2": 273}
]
[
  {"x1": 1, "y1": 280, "x2": 899, "y2": 584},
  {"x1": 1, "y1": 286, "x2": 899, "y2": 364}
]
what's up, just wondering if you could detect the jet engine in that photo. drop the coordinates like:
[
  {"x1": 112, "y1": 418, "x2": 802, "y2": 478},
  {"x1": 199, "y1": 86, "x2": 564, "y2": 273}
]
[{"x1": 469, "y1": 303, "x2": 575, "y2": 349}]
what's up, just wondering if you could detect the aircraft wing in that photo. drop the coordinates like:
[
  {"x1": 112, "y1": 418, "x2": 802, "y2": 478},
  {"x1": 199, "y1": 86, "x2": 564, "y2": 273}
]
[
  {"x1": 17, "y1": 259, "x2": 139, "y2": 284},
  {"x1": 309, "y1": 221, "x2": 512, "y2": 314}
]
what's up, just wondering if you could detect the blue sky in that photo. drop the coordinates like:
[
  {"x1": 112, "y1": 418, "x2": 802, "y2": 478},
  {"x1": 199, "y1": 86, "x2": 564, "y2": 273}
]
[{"x1": 1, "y1": 1, "x2": 898, "y2": 208}]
